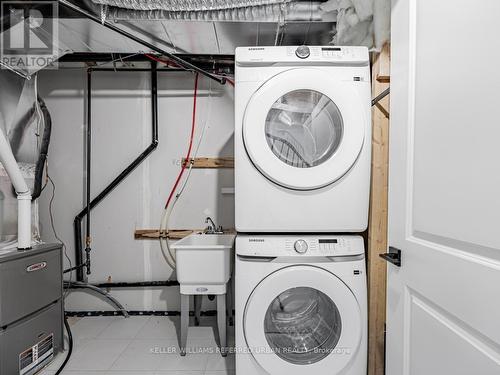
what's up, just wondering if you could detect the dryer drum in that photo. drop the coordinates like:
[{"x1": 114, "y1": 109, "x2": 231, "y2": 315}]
[{"x1": 264, "y1": 287, "x2": 342, "y2": 364}]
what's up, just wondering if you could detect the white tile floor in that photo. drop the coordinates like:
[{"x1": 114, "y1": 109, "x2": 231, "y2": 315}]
[{"x1": 39, "y1": 316, "x2": 235, "y2": 375}]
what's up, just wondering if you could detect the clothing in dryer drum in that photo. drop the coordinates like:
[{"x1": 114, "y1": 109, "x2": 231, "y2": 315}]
[
  {"x1": 265, "y1": 89, "x2": 344, "y2": 169},
  {"x1": 264, "y1": 286, "x2": 342, "y2": 365}
]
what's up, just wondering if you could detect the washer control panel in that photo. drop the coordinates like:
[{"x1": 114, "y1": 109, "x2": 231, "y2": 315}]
[
  {"x1": 294, "y1": 239, "x2": 309, "y2": 254},
  {"x1": 295, "y1": 46, "x2": 311, "y2": 59},
  {"x1": 236, "y1": 235, "x2": 364, "y2": 257}
]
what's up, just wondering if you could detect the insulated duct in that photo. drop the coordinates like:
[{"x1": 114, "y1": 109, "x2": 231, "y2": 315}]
[
  {"x1": 31, "y1": 97, "x2": 52, "y2": 201},
  {"x1": 92, "y1": 0, "x2": 293, "y2": 11},
  {"x1": 102, "y1": 2, "x2": 325, "y2": 21},
  {"x1": 91, "y1": 0, "x2": 330, "y2": 22}
]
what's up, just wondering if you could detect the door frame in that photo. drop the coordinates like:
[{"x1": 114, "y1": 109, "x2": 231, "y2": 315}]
[{"x1": 367, "y1": 43, "x2": 391, "y2": 375}]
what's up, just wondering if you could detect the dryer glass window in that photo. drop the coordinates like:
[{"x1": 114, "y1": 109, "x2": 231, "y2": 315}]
[
  {"x1": 265, "y1": 90, "x2": 343, "y2": 168},
  {"x1": 264, "y1": 286, "x2": 342, "y2": 365}
]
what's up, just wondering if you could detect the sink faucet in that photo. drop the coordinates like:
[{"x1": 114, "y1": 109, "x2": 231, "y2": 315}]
[{"x1": 205, "y1": 216, "x2": 223, "y2": 234}]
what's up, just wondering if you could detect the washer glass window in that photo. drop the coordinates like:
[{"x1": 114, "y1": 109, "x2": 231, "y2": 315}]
[
  {"x1": 265, "y1": 90, "x2": 343, "y2": 168},
  {"x1": 264, "y1": 287, "x2": 342, "y2": 365}
]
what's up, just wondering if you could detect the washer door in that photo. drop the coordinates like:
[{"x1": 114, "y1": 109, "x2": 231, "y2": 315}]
[
  {"x1": 243, "y1": 68, "x2": 366, "y2": 190},
  {"x1": 243, "y1": 266, "x2": 362, "y2": 374}
]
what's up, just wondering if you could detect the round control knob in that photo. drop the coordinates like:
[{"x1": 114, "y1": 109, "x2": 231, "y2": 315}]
[
  {"x1": 294, "y1": 240, "x2": 308, "y2": 254},
  {"x1": 295, "y1": 46, "x2": 310, "y2": 59}
]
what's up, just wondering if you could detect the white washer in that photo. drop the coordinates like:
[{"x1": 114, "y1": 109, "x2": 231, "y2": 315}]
[
  {"x1": 235, "y1": 46, "x2": 371, "y2": 232},
  {"x1": 235, "y1": 234, "x2": 367, "y2": 375}
]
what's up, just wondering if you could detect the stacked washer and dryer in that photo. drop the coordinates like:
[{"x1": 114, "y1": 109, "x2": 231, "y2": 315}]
[{"x1": 234, "y1": 46, "x2": 371, "y2": 375}]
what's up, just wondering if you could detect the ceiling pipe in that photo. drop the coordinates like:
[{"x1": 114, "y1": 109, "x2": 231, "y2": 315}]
[
  {"x1": 58, "y1": 0, "x2": 227, "y2": 85},
  {"x1": 0, "y1": 125, "x2": 31, "y2": 249}
]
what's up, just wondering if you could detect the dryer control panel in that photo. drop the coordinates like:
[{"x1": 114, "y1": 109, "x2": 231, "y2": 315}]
[{"x1": 236, "y1": 235, "x2": 364, "y2": 257}]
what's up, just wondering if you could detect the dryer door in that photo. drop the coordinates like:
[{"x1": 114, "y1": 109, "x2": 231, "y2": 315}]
[
  {"x1": 243, "y1": 265, "x2": 362, "y2": 374},
  {"x1": 243, "y1": 68, "x2": 366, "y2": 190}
]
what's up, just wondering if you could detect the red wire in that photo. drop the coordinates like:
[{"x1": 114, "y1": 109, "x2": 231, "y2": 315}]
[
  {"x1": 164, "y1": 72, "x2": 199, "y2": 209},
  {"x1": 144, "y1": 53, "x2": 181, "y2": 68}
]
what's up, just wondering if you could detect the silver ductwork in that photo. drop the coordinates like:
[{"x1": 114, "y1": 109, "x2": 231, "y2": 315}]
[
  {"x1": 43, "y1": 0, "x2": 336, "y2": 57},
  {"x1": 92, "y1": 0, "x2": 292, "y2": 11},
  {"x1": 100, "y1": 2, "x2": 331, "y2": 22}
]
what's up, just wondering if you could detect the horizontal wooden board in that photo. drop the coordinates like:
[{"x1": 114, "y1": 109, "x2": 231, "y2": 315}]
[
  {"x1": 182, "y1": 157, "x2": 234, "y2": 169},
  {"x1": 376, "y1": 43, "x2": 391, "y2": 83},
  {"x1": 134, "y1": 228, "x2": 236, "y2": 240}
]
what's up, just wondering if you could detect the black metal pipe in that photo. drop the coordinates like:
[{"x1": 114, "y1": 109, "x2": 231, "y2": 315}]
[
  {"x1": 84, "y1": 69, "x2": 92, "y2": 277},
  {"x1": 96, "y1": 281, "x2": 179, "y2": 288},
  {"x1": 65, "y1": 310, "x2": 220, "y2": 317},
  {"x1": 372, "y1": 87, "x2": 390, "y2": 107},
  {"x1": 74, "y1": 63, "x2": 159, "y2": 281},
  {"x1": 74, "y1": 217, "x2": 84, "y2": 280},
  {"x1": 89, "y1": 68, "x2": 184, "y2": 72},
  {"x1": 58, "y1": 0, "x2": 226, "y2": 85},
  {"x1": 64, "y1": 262, "x2": 85, "y2": 274}
]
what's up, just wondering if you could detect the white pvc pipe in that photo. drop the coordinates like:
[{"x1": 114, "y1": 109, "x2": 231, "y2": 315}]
[
  {"x1": 0, "y1": 126, "x2": 32, "y2": 249},
  {"x1": 17, "y1": 192, "x2": 32, "y2": 249}
]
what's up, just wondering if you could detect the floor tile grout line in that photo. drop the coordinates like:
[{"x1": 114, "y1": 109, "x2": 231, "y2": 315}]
[
  {"x1": 95, "y1": 315, "x2": 151, "y2": 340},
  {"x1": 131, "y1": 315, "x2": 153, "y2": 339},
  {"x1": 104, "y1": 336, "x2": 140, "y2": 371}
]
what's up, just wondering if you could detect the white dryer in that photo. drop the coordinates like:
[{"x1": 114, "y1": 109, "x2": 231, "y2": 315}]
[
  {"x1": 235, "y1": 46, "x2": 371, "y2": 232},
  {"x1": 235, "y1": 234, "x2": 367, "y2": 375}
]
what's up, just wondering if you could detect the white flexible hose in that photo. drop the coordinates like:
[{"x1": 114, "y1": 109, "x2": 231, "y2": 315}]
[{"x1": 159, "y1": 77, "x2": 213, "y2": 269}]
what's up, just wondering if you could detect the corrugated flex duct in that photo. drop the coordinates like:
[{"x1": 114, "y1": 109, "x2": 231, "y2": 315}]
[
  {"x1": 92, "y1": 0, "x2": 292, "y2": 11},
  {"x1": 91, "y1": 0, "x2": 328, "y2": 22}
]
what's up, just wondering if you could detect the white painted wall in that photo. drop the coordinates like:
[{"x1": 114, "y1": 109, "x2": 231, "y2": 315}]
[{"x1": 37, "y1": 69, "x2": 235, "y2": 311}]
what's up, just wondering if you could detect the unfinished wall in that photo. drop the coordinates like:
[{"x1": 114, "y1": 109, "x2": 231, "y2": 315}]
[{"x1": 37, "y1": 69, "x2": 235, "y2": 311}]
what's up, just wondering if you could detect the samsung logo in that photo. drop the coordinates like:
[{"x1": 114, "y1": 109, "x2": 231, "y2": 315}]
[
  {"x1": 248, "y1": 47, "x2": 265, "y2": 51},
  {"x1": 249, "y1": 239, "x2": 265, "y2": 242}
]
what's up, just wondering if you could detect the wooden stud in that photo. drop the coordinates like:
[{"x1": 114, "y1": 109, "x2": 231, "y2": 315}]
[
  {"x1": 182, "y1": 157, "x2": 234, "y2": 169},
  {"x1": 368, "y1": 44, "x2": 390, "y2": 375},
  {"x1": 376, "y1": 43, "x2": 391, "y2": 83}
]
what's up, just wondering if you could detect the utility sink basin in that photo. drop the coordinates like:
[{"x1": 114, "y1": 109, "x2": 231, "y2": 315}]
[{"x1": 172, "y1": 233, "x2": 235, "y2": 295}]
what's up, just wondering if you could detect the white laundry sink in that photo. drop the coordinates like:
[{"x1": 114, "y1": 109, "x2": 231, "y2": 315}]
[{"x1": 172, "y1": 233, "x2": 235, "y2": 295}]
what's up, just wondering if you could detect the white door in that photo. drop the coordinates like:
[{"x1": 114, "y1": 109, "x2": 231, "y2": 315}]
[
  {"x1": 386, "y1": 0, "x2": 500, "y2": 374},
  {"x1": 243, "y1": 68, "x2": 366, "y2": 190}
]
